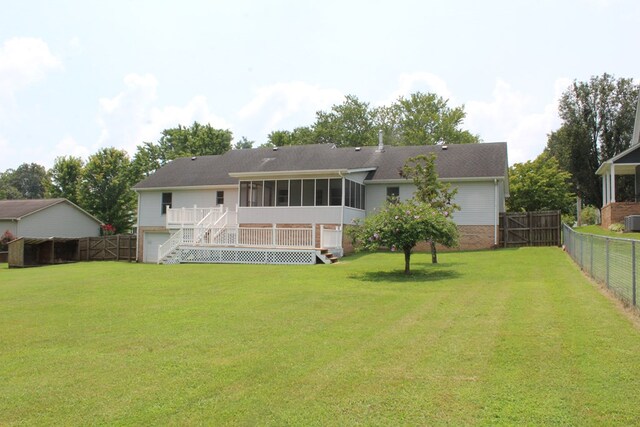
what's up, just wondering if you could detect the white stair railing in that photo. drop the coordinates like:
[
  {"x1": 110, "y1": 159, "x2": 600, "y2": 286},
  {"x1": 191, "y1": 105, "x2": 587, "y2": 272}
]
[{"x1": 157, "y1": 229, "x2": 184, "y2": 264}]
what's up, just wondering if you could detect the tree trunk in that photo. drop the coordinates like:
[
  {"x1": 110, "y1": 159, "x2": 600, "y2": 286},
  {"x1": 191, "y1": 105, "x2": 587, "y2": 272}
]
[
  {"x1": 430, "y1": 240, "x2": 438, "y2": 264},
  {"x1": 404, "y1": 247, "x2": 411, "y2": 275}
]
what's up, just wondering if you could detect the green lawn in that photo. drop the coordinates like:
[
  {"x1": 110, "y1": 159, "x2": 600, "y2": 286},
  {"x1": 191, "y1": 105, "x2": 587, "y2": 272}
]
[
  {"x1": 2, "y1": 248, "x2": 640, "y2": 425},
  {"x1": 575, "y1": 224, "x2": 640, "y2": 239}
]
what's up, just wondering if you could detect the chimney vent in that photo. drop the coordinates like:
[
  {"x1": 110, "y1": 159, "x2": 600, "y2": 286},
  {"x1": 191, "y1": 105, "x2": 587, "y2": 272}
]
[{"x1": 376, "y1": 130, "x2": 384, "y2": 152}]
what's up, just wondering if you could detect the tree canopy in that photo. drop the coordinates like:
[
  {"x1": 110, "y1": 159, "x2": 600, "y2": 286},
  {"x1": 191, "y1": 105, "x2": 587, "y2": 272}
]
[
  {"x1": 47, "y1": 156, "x2": 84, "y2": 205},
  {"x1": 0, "y1": 163, "x2": 48, "y2": 199},
  {"x1": 265, "y1": 92, "x2": 479, "y2": 147},
  {"x1": 132, "y1": 122, "x2": 233, "y2": 178},
  {"x1": 545, "y1": 73, "x2": 639, "y2": 206},
  {"x1": 349, "y1": 199, "x2": 458, "y2": 275},
  {"x1": 79, "y1": 148, "x2": 136, "y2": 233},
  {"x1": 507, "y1": 153, "x2": 574, "y2": 214}
]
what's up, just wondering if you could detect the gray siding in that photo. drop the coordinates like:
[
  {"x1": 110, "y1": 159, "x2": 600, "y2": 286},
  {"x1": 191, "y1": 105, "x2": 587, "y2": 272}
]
[
  {"x1": 343, "y1": 207, "x2": 365, "y2": 225},
  {"x1": 366, "y1": 180, "x2": 502, "y2": 226},
  {"x1": 450, "y1": 181, "x2": 499, "y2": 225},
  {"x1": 17, "y1": 203, "x2": 100, "y2": 237},
  {"x1": 239, "y1": 207, "x2": 341, "y2": 225},
  {"x1": 138, "y1": 188, "x2": 238, "y2": 228}
]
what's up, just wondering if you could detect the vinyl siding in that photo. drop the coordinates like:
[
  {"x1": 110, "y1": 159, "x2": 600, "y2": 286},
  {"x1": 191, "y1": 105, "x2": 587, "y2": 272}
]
[
  {"x1": 138, "y1": 188, "x2": 238, "y2": 227},
  {"x1": 238, "y1": 206, "x2": 342, "y2": 225},
  {"x1": 16, "y1": 203, "x2": 101, "y2": 237},
  {"x1": 365, "y1": 180, "x2": 502, "y2": 226}
]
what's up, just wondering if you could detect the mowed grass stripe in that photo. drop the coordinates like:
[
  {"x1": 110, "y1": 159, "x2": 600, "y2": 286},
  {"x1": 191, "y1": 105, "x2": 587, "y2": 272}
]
[{"x1": 1, "y1": 248, "x2": 640, "y2": 425}]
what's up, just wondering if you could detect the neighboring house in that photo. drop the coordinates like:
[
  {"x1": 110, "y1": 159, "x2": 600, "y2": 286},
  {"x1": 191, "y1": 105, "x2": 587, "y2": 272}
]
[
  {"x1": 0, "y1": 198, "x2": 102, "y2": 238},
  {"x1": 134, "y1": 142, "x2": 509, "y2": 264},
  {"x1": 596, "y1": 95, "x2": 640, "y2": 228}
]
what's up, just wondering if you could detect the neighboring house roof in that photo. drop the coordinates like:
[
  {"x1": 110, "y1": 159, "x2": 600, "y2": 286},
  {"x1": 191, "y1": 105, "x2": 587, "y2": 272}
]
[
  {"x1": 134, "y1": 143, "x2": 509, "y2": 190},
  {"x1": 0, "y1": 198, "x2": 102, "y2": 224}
]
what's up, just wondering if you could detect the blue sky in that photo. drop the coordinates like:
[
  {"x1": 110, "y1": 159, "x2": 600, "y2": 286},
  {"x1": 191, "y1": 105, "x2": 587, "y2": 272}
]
[{"x1": 1, "y1": 0, "x2": 638, "y2": 171}]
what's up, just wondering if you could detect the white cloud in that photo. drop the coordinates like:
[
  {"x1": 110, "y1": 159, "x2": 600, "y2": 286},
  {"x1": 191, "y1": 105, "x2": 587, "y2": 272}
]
[
  {"x1": 382, "y1": 72, "x2": 455, "y2": 105},
  {"x1": 464, "y1": 78, "x2": 570, "y2": 164},
  {"x1": 0, "y1": 37, "x2": 62, "y2": 98},
  {"x1": 97, "y1": 73, "x2": 230, "y2": 155},
  {"x1": 237, "y1": 81, "x2": 344, "y2": 134},
  {"x1": 54, "y1": 135, "x2": 92, "y2": 160}
]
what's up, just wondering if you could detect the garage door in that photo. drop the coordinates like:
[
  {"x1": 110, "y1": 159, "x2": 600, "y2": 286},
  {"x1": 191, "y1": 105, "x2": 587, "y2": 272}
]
[{"x1": 143, "y1": 231, "x2": 170, "y2": 263}]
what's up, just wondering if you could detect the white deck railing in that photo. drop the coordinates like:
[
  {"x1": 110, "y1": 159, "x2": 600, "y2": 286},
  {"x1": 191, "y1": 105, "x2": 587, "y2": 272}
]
[
  {"x1": 181, "y1": 226, "x2": 315, "y2": 248},
  {"x1": 320, "y1": 226, "x2": 342, "y2": 248},
  {"x1": 157, "y1": 228, "x2": 184, "y2": 264},
  {"x1": 166, "y1": 206, "x2": 225, "y2": 228}
]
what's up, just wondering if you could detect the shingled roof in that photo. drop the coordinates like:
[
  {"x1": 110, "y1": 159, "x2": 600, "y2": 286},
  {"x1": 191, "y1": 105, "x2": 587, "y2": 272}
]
[
  {"x1": 134, "y1": 142, "x2": 508, "y2": 189},
  {"x1": 0, "y1": 199, "x2": 67, "y2": 220},
  {"x1": 0, "y1": 198, "x2": 102, "y2": 224}
]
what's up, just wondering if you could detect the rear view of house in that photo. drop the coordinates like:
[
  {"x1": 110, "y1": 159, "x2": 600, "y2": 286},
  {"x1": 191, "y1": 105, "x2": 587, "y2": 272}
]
[{"x1": 134, "y1": 142, "x2": 509, "y2": 264}]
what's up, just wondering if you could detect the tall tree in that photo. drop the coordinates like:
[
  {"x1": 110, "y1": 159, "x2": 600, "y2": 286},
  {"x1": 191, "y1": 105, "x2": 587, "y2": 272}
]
[
  {"x1": 0, "y1": 171, "x2": 21, "y2": 200},
  {"x1": 400, "y1": 153, "x2": 460, "y2": 263},
  {"x1": 79, "y1": 148, "x2": 136, "y2": 233},
  {"x1": 349, "y1": 199, "x2": 458, "y2": 275},
  {"x1": 546, "y1": 74, "x2": 639, "y2": 206},
  {"x1": 313, "y1": 95, "x2": 377, "y2": 147},
  {"x1": 2, "y1": 163, "x2": 48, "y2": 199},
  {"x1": 47, "y1": 156, "x2": 84, "y2": 204},
  {"x1": 132, "y1": 122, "x2": 233, "y2": 177},
  {"x1": 233, "y1": 136, "x2": 254, "y2": 150},
  {"x1": 392, "y1": 92, "x2": 480, "y2": 145},
  {"x1": 270, "y1": 92, "x2": 478, "y2": 148},
  {"x1": 507, "y1": 152, "x2": 574, "y2": 214}
]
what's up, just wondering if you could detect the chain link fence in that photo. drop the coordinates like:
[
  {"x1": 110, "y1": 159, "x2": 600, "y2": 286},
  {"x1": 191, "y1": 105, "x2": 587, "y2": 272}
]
[{"x1": 563, "y1": 224, "x2": 638, "y2": 307}]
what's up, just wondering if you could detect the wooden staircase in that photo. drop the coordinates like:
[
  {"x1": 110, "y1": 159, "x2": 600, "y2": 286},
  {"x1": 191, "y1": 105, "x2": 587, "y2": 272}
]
[{"x1": 316, "y1": 248, "x2": 338, "y2": 264}]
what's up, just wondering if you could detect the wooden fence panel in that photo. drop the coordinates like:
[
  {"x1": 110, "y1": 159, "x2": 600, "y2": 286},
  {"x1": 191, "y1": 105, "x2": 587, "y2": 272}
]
[
  {"x1": 499, "y1": 211, "x2": 561, "y2": 247},
  {"x1": 78, "y1": 235, "x2": 136, "y2": 261}
]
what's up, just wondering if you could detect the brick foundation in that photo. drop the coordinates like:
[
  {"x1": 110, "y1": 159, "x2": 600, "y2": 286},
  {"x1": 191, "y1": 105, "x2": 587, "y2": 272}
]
[
  {"x1": 601, "y1": 202, "x2": 640, "y2": 228},
  {"x1": 341, "y1": 224, "x2": 496, "y2": 255}
]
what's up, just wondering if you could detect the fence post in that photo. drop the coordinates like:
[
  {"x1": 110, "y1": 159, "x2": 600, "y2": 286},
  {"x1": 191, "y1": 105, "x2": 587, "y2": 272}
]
[
  {"x1": 633, "y1": 241, "x2": 637, "y2": 306},
  {"x1": 272, "y1": 224, "x2": 276, "y2": 247},
  {"x1": 116, "y1": 235, "x2": 120, "y2": 261},
  {"x1": 503, "y1": 213, "x2": 508, "y2": 248},
  {"x1": 590, "y1": 235, "x2": 594, "y2": 279},
  {"x1": 606, "y1": 238, "x2": 610, "y2": 288},
  {"x1": 580, "y1": 234, "x2": 583, "y2": 268}
]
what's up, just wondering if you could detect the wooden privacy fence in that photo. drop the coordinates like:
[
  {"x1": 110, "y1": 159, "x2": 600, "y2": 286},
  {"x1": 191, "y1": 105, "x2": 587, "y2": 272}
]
[
  {"x1": 499, "y1": 211, "x2": 561, "y2": 247},
  {"x1": 78, "y1": 235, "x2": 136, "y2": 261}
]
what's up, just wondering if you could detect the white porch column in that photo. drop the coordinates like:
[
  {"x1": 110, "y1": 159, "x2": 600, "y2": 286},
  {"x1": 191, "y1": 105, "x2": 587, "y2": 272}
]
[
  {"x1": 610, "y1": 164, "x2": 616, "y2": 203},
  {"x1": 602, "y1": 172, "x2": 607, "y2": 206}
]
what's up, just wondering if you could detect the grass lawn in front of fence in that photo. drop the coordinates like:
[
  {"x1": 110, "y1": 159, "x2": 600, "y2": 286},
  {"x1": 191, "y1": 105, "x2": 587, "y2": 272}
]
[
  {"x1": 2, "y1": 248, "x2": 640, "y2": 425},
  {"x1": 575, "y1": 224, "x2": 640, "y2": 239}
]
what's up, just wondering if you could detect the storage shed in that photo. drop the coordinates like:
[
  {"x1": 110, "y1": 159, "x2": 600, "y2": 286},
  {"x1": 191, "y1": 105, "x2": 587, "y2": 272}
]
[{"x1": 8, "y1": 237, "x2": 79, "y2": 268}]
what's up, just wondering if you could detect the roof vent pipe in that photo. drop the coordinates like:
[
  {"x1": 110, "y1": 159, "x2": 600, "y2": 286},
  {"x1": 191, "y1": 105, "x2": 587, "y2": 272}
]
[{"x1": 376, "y1": 129, "x2": 384, "y2": 152}]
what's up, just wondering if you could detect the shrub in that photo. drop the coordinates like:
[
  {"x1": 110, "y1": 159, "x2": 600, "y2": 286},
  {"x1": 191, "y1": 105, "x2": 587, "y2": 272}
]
[
  {"x1": 580, "y1": 205, "x2": 600, "y2": 225},
  {"x1": 0, "y1": 230, "x2": 16, "y2": 251},
  {"x1": 609, "y1": 223, "x2": 625, "y2": 233}
]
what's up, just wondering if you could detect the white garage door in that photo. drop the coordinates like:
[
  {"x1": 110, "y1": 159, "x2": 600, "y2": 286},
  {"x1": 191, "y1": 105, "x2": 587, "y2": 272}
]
[{"x1": 144, "y1": 231, "x2": 170, "y2": 263}]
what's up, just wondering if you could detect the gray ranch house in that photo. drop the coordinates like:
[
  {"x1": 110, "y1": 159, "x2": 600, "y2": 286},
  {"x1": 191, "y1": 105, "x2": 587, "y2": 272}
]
[
  {"x1": 134, "y1": 142, "x2": 509, "y2": 264},
  {"x1": 0, "y1": 198, "x2": 102, "y2": 239}
]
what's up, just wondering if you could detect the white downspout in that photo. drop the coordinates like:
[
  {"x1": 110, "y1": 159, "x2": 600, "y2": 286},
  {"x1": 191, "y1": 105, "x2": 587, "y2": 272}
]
[{"x1": 494, "y1": 179, "x2": 499, "y2": 246}]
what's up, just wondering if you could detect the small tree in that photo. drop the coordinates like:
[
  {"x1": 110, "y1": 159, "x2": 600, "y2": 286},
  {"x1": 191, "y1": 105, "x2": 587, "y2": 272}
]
[
  {"x1": 349, "y1": 199, "x2": 458, "y2": 275},
  {"x1": 400, "y1": 153, "x2": 460, "y2": 263},
  {"x1": 1, "y1": 230, "x2": 16, "y2": 251}
]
